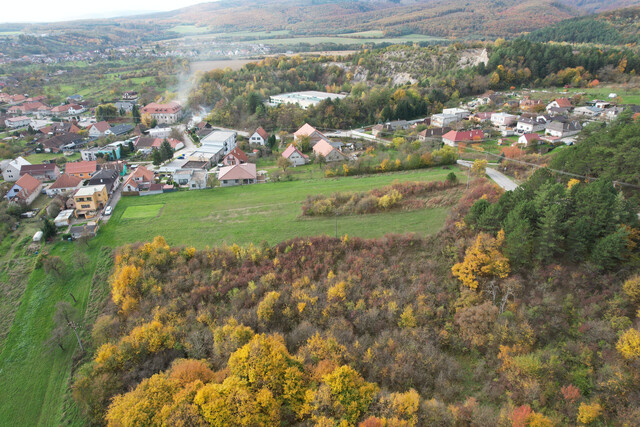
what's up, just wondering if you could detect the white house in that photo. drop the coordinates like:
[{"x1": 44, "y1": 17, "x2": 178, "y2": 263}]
[
  {"x1": 312, "y1": 140, "x2": 347, "y2": 162},
  {"x1": 281, "y1": 144, "x2": 309, "y2": 166},
  {"x1": 516, "y1": 117, "x2": 546, "y2": 133},
  {"x1": 573, "y1": 106, "x2": 602, "y2": 117},
  {"x1": 147, "y1": 127, "x2": 172, "y2": 139},
  {"x1": 201, "y1": 130, "x2": 237, "y2": 156},
  {"x1": 517, "y1": 133, "x2": 541, "y2": 147},
  {"x1": 88, "y1": 121, "x2": 112, "y2": 138},
  {"x1": 250, "y1": 127, "x2": 269, "y2": 145},
  {"x1": 546, "y1": 121, "x2": 582, "y2": 138},
  {"x1": 2, "y1": 156, "x2": 31, "y2": 182},
  {"x1": 5, "y1": 173, "x2": 42, "y2": 206},
  {"x1": 5, "y1": 116, "x2": 31, "y2": 128},
  {"x1": 172, "y1": 169, "x2": 207, "y2": 189},
  {"x1": 491, "y1": 112, "x2": 518, "y2": 128},
  {"x1": 442, "y1": 108, "x2": 470, "y2": 120},
  {"x1": 218, "y1": 163, "x2": 257, "y2": 187},
  {"x1": 431, "y1": 113, "x2": 459, "y2": 128},
  {"x1": 141, "y1": 102, "x2": 183, "y2": 125}
]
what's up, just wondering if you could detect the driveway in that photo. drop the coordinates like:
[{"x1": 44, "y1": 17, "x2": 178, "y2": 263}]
[
  {"x1": 457, "y1": 159, "x2": 519, "y2": 191},
  {"x1": 100, "y1": 181, "x2": 123, "y2": 223}
]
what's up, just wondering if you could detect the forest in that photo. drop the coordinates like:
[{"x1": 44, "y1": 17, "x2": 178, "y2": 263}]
[
  {"x1": 189, "y1": 40, "x2": 640, "y2": 132},
  {"x1": 69, "y1": 169, "x2": 640, "y2": 425}
]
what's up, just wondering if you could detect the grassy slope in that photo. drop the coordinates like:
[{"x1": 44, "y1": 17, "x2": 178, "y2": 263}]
[
  {"x1": 99, "y1": 166, "x2": 461, "y2": 248},
  {"x1": 0, "y1": 166, "x2": 461, "y2": 425}
]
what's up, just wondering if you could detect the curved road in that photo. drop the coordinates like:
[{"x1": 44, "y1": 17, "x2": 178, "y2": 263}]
[{"x1": 457, "y1": 159, "x2": 519, "y2": 191}]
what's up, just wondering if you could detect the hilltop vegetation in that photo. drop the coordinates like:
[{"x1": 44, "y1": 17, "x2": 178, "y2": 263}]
[{"x1": 71, "y1": 172, "x2": 640, "y2": 425}]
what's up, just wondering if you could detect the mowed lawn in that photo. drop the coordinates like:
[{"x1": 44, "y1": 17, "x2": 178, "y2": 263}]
[{"x1": 98, "y1": 167, "x2": 462, "y2": 248}]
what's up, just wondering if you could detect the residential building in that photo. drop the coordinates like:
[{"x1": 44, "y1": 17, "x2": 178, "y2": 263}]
[
  {"x1": 516, "y1": 117, "x2": 546, "y2": 133},
  {"x1": 173, "y1": 169, "x2": 207, "y2": 189},
  {"x1": 141, "y1": 101, "x2": 183, "y2": 124},
  {"x1": 573, "y1": 106, "x2": 602, "y2": 117},
  {"x1": 519, "y1": 96, "x2": 544, "y2": 112},
  {"x1": 312, "y1": 140, "x2": 347, "y2": 162},
  {"x1": 50, "y1": 104, "x2": 84, "y2": 116},
  {"x1": 73, "y1": 185, "x2": 108, "y2": 218},
  {"x1": 147, "y1": 127, "x2": 172, "y2": 139},
  {"x1": 546, "y1": 98, "x2": 572, "y2": 113},
  {"x1": 431, "y1": 113, "x2": 460, "y2": 128},
  {"x1": 442, "y1": 108, "x2": 470, "y2": 120},
  {"x1": 110, "y1": 123, "x2": 134, "y2": 136},
  {"x1": 282, "y1": 144, "x2": 309, "y2": 166},
  {"x1": 491, "y1": 112, "x2": 518, "y2": 128},
  {"x1": 470, "y1": 112, "x2": 494, "y2": 123},
  {"x1": 250, "y1": 127, "x2": 269, "y2": 145},
  {"x1": 122, "y1": 166, "x2": 155, "y2": 193},
  {"x1": 88, "y1": 121, "x2": 112, "y2": 138},
  {"x1": 517, "y1": 133, "x2": 542, "y2": 147},
  {"x1": 442, "y1": 130, "x2": 484, "y2": 146},
  {"x1": 8, "y1": 101, "x2": 46, "y2": 115},
  {"x1": 42, "y1": 132, "x2": 85, "y2": 153},
  {"x1": 89, "y1": 169, "x2": 120, "y2": 194},
  {"x1": 122, "y1": 91, "x2": 138, "y2": 101},
  {"x1": 294, "y1": 123, "x2": 330, "y2": 146},
  {"x1": 5, "y1": 174, "x2": 42, "y2": 205},
  {"x1": 545, "y1": 121, "x2": 582, "y2": 138},
  {"x1": 46, "y1": 174, "x2": 82, "y2": 196},
  {"x1": 222, "y1": 147, "x2": 248, "y2": 166},
  {"x1": 81, "y1": 146, "x2": 121, "y2": 161},
  {"x1": 201, "y1": 130, "x2": 237, "y2": 155},
  {"x1": 20, "y1": 163, "x2": 60, "y2": 181},
  {"x1": 40, "y1": 122, "x2": 81, "y2": 136},
  {"x1": 417, "y1": 127, "x2": 451, "y2": 141},
  {"x1": 2, "y1": 156, "x2": 30, "y2": 182},
  {"x1": 384, "y1": 120, "x2": 409, "y2": 131},
  {"x1": 218, "y1": 163, "x2": 257, "y2": 187},
  {"x1": 5, "y1": 116, "x2": 30, "y2": 128},
  {"x1": 115, "y1": 100, "x2": 136, "y2": 113}
]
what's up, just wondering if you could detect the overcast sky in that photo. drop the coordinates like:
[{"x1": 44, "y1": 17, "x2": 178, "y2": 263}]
[{"x1": 2, "y1": 0, "x2": 208, "y2": 23}]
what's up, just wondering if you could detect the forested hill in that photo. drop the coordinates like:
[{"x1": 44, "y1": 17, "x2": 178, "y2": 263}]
[{"x1": 527, "y1": 6, "x2": 640, "y2": 44}]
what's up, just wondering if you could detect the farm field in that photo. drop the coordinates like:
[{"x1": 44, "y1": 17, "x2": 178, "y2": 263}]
[
  {"x1": 0, "y1": 165, "x2": 462, "y2": 426},
  {"x1": 238, "y1": 33, "x2": 446, "y2": 46}
]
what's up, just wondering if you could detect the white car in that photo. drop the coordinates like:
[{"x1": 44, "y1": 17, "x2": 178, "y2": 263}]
[{"x1": 104, "y1": 206, "x2": 113, "y2": 216}]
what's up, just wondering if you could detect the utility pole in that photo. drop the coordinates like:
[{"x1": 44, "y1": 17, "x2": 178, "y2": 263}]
[{"x1": 335, "y1": 211, "x2": 338, "y2": 239}]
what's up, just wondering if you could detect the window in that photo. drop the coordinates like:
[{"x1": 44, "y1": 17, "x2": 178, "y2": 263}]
[{"x1": 81, "y1": 204, "x2": 90, "y2": 209}]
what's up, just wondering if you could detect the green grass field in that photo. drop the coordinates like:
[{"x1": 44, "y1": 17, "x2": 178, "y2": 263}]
[
  {"x1": 121, "y1": 203, "x2": 164, "y2": 219},
  {"x1": 169, "y1": 25, "x2": 211, "y2": 35},
  {"x1": 24, "y1": 152, "x2": 81, "y2": 163},
  {"x1": 0, "y1": 166, "x2": 461, "y2": 425}
]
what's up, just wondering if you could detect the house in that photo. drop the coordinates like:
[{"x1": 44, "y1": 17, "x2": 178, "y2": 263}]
[
  {"x1": 141, "y1": 101, "x2": 183, "y2": 124},
  {"x1": 223, "y1": 147, "x2": 249, "y2": 166},
  {"x1": 2, "y1": 156, "x2": 31, "y2": 182},
  {"x1": 250, "y1": 127, "x2": 269, "y2": 145},
  {"x1": 5, "y1": 174, "x2": 43, "y2": 206},
  {"x1": 5, "y1": 116, "x2": 30, "y2": 128},
  {"x1": 122, "y1": 166, "x2": 155, "y2": 193},
  {"x1": 173, "y1": 169, "x2": 208, "y2": 189},
  {"x1": 66, "y1": 94, "x2": 83, "y2": 103},
  {"x1": 40, "y1": 122, "x2": 81, "y2": 135},
  {"x1": 50, "y1": 104, "x2": 84, "y2": 116},
  {"x1": 42, "y1": 132, "x2": 84, "y2": 153},
  {"x1": 417, "y1": 127, "x2": 451, "y2": 141},
  {"x1": 20, "y1": 163, "x2": 60, "y2": 181},
  {"x1": 54, "y1": 209, "x2": 75, "y2": 227},
  {"x1": 517, "y1": 133, "x2": 542, "y2": 147},
  {"x1": 73, "y1": 185, "x2": 108, "y2": 218},
  {"x1": 201, "y1": 130, "x2": 236, "y2": 155},
  {"x1": 519, "y1": 96, "x2": 544, "y2": 112},
  {"x1": 604, "y1": 107, "x2": 624, "y2": 121},
  {"x1": 70, "y1": 223, "x2": 99, "y2": 239},
  {"x1": 516, "y1": 117, "x2": 546, "y2": 133},
  {"x1": 218, "y1": 163, "x2": 257, "y2": 187},
  {"x1": 46, "y1": 173, "x2": 82, "y2": 196},
  {"x1": 442, "y1": 108, "x2": 470, "y2": 120},
  {"x1": 110, "y1": 123, "x2": 134, "y2": 136},
  {"x1": 470, "y1": 112, "x2": 494, "y2": 123},
  {"x1": 491, "y1": 112, "x2": 518, "y2": 128},
  {"x1": 371, "y1": 124, "x2": 386, "y2": 138},
  {"x1": 294, "y1": 123, "x2": 330, "y2": 146},
  {"x1": 148, "y1": 127, "x2": 172, "y2": 139},
  {"x1": 385, "y1": 120, "x2": 409, "y2": 131},
  {"x1": 88, "y1": 168, "x2": 120, "y2": 193},
  {"x1": 431, "y1": 113, "x2": 460, "y2": 128},
  {"x1": 122, "y1": 91, "x2": 138, "y2": 101},
  {"x1": 115, "y1": 100, "x2": 136, "y2": 113},
  {"x1": 312, "y1": 139, "x2": 347, "y2": 162},
  {"x1": 545, "y1": 121, "x2": 582, "y2": 138},
  {"x1": 7, "y1": 94, "x2": 27, "y2": 105},
  {"x1": 81, "y1": 146, "x2": 121, "y2": 161},
  {"x1": 442, "y1": 130, "x2": 484, "y2": 146},
  {"x1": 8, "y1": 101, "x2": 45, "y2": 115},
  {"x1": 89, "y1": 121, "x2": 112, "y2": 138},
  {"x1": 573, "y1": 106, "x2": 602, "y2": 117},
  {"x1": 546, "y1": 98, "x2": 572, "y2": 113},
  {"x1": 281, "y1": 144, "x2": 309, "y2": 166}
]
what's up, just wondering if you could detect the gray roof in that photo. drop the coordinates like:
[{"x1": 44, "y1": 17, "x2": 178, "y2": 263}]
[{"x1": 110, "y1": 124, "x2": 134, "y2": 135}]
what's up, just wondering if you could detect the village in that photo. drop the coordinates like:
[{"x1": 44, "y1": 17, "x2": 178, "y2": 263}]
[{"x1": 0, "y1": 83, "x2": 639, "y2": 244}]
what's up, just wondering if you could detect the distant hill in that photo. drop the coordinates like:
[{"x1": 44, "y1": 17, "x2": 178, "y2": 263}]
[
  {"x1": 2, "y1": 0, "x2": 640, "y2": 55},
  {"x1": 527, "y1": 6, "x2": 640, "y2": 44}
]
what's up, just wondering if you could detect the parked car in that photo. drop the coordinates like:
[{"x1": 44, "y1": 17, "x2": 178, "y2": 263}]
[{"x1": 104, "y1": 206, "x2": 113, "y2": 215}]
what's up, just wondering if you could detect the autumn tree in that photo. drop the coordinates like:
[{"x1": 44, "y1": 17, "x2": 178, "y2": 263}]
[
  {"x1": 616, "y1": 328, "x2": 640, "y2": 361},
  {"x1": 277, "y1": 156, "x2": 293, "y2": 173},
  {"x1": 471, "y1": 159, "x2": 488, "y2": 177},
  {"x1": 452, "y1": 230, "x2": 510, "y2": 291}
]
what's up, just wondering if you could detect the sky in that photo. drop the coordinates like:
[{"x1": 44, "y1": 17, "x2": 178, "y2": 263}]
[{"x1": 2, "y1": 0, "x2": 208, "y2": 23}]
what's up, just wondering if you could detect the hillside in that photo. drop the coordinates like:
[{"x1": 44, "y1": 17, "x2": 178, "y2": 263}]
[{"x1": 527, "y1": 5, "x2": 640, "y2": 44}]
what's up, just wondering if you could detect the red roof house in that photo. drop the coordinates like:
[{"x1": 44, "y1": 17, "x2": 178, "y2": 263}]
[
  {"x1": 222, "y1": 147, "x2": 249, "y2": 166},
  {"x1": 442, "y1": 130, "x2": 484, "y2": 146}
]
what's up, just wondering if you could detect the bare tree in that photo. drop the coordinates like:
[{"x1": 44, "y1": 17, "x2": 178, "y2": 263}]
[
  {"x1": 52, "y1": 301, "x2": 84, "y2": 353},
  {"x1": 76, "y1": 252, "x2": 90, "y2": 274}
]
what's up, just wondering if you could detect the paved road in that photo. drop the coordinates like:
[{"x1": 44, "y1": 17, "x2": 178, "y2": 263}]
[{"x1": 457, "y1": 159, "x2": 519, "y2": 191}]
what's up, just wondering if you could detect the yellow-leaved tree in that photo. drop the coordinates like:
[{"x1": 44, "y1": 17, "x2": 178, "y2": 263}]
[
  {"x1": 452, "y1": 230, "x2": 510, "y2": 290},
  {"x1": 616, "y1": 328, "x2": 640, "y2": 360}
]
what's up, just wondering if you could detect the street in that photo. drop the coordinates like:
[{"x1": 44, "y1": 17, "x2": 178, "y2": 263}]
[{"x1": 457, "y1": 159, "x2": 519, "y2": 191}]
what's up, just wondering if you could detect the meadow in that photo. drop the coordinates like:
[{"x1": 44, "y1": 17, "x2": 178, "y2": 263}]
[{"x1": 0, "y1": 165, "x2": 462, "y2": 425}]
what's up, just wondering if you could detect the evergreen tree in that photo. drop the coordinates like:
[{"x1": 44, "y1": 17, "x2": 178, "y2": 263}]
[
  {"x1": 159, "y1": 139, "x2": 174, "y2": 161},
  {"x1": 152, "y1": 149, "x2": 162, "y2": 166}
]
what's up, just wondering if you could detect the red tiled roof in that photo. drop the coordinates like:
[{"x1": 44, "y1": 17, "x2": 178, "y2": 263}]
[
  {"x1": 224, "y1": 147, "x2": 248, "y2": 163},
  {"x1": 554, "y1": 98, "x2": 572, "y2": 108},
  {"x1": 49, "y1": 173, "x2": 82, "y2": 189},
  {"x1": 218, "y1": 163, "x2": 257, "y2": 180},
  {"x1": 91, "y1": 121, "x2": 111, "y2": 132},
  {"x1": 20, "y1": 163, "x2": 58, "y2": 175},
  {"x1": 294, "y1": 123, "x2": 322, "y2": 138},
  {"x1": 141, "y1": 101, "x2": 181, "y2": 115},
  {"x1": 520, "y1": 133, "x2": 541, "y2": 143},
  {"x1": 282, "y1": 144, "x2": 308, "y2": 159},
  {"x1": 255, "y1": 127, "x2": 269, "y2": 140},
  {"x1": 313, "y1": 140, "x2": 341, "y2": 157},
  {"x1": 15, "y1": 173, "x2": 41, "y2": 194},
  {"x1": 65, "y1": 161, "x2": 97, "y2": 175},
  {"x1": 442, "y1": 130, "x2": 484, "y2": 142},
  {"x1": 151, "y1": 138, "x2": 182, "y2": 149}
]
